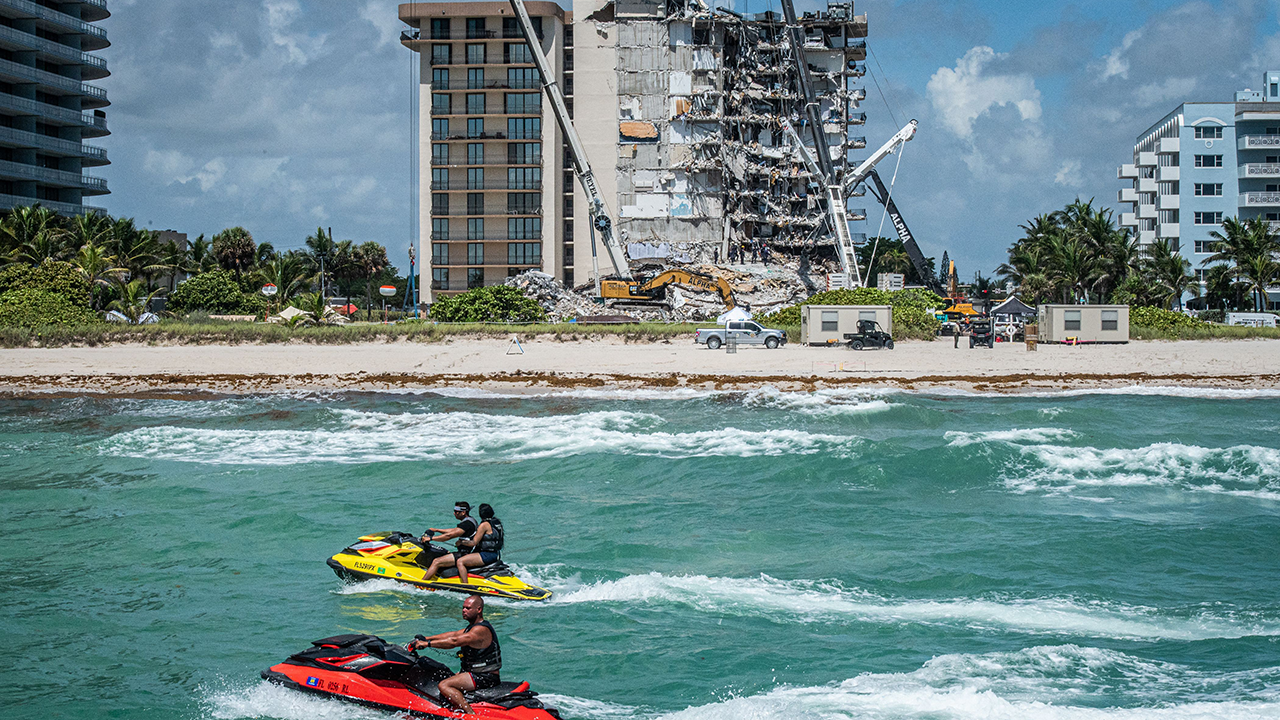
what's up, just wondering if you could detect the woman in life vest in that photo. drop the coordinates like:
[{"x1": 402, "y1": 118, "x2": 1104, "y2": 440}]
[{"x1": 455, "y1": 503, "x2": 504, "y2": 584}]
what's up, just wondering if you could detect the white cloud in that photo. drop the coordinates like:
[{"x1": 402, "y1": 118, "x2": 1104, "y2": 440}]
[
  {"x1": 360, "y1": 0, "x2": 404, "y2": 48},
  {"x1": 926, "y1": 46, "x2": 1042, "y2": 141},
  {"x1": 265, "y1": 0, "x2": 327, "y2": 65},
  {"x1": 1098, "y1": 30, "x2": 1142, "y2": 81},
  {"x1": 1054, "y1": 159, "x2": 1083, "y2": 187},
  {"x1": 1132, "y1": 76, "x2": 1199, "y2": 107}
]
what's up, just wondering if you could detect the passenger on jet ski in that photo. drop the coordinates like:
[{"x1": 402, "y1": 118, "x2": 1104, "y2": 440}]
[
  {"x1": 452, "y1": 503, "x2": 504, "y2": 584},
  {"x1": 406, "y1": 595, "x2": 502, "y2": 715},
  {"x1": 420, "y1": 502, "x2": 479, "y2": 580}
]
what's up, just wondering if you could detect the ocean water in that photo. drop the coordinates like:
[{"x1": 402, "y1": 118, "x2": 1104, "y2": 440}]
[{"x1": 1, "y1": 386, "x2": 1279, "y2": 720}]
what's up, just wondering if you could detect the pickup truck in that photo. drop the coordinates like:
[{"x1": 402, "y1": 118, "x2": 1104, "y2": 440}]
[{"x1": 694, "y1": 320, "x2": 788, "y2": 350}]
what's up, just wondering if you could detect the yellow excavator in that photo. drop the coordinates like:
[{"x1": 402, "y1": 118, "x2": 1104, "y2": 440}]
[{"x1": 601, "y1": 269, "x2": 736, "y2": 310}]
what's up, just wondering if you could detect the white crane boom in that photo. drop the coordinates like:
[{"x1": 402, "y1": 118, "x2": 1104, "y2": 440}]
[
  {"x1": 507, "y1": 0, "x2": 632, "y2": 288},
  {"x1": 845, "y1": 119, "x2": 918, "y2": 193}
]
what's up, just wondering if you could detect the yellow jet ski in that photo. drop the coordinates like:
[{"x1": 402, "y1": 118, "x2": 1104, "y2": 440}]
[{"x1": 327, "y1": 531, "x2": 552, "y2": 601}]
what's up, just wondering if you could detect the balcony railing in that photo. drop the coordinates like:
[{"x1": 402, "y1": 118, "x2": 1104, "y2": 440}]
[
  {"x1": 427, "y1": 236, "x2": 544, "y2": 243},
  {"x1": 1239, "y1": 135, "x2": 1280, "y2": 150},
  {"x1": 0, "y1": 159, "x2": 108, "y2": 192},
  {"x1": 0, "y1": 24, "x2": 107, "y2": 73},
  {"x1": 0, "y1": 92, "x2": 108, "y2": 133},
  {"x1": 431, "y1": 157, "x2": 543, "y2": 166},
  {"x1": 431, "y1": 183, "x2": 544, "y2": 191},
  {"x1": 0, "y1": 191, "x2": 105, "y2": 215},
  {"x1": 407, "y1": 29, "x2": 534, "y2": 41},
  {"x1": 1240, "y1": 163, "x2": 1280, "y2": 178},
  {"x1": 429, "y1": 80, "x2": 542, "y2": 90},
  {"x1": 0, "y1": 125, "x2": 107, "y2": 162},
  {"x1": 0, "y1": 0, "x2": 109, "y2": 43},
  {"x1": 431, "y1": 207, "x2": 543, "y2": 216},
  {"x1": 431, "y1": 132, "x2": 541, "y2": 141},
  {"x1": 1240, "y1": 192, "x2": 1280, "y2": 207},
  {"x1": 0, "y1": 57, "x2": 107, "y2": 100},
  {"x1": 434, "y1": 259, "x2": 543, "y2": 268},
  {"x1": 430, "y1": 58, "x2": 536, "y2": 67}
]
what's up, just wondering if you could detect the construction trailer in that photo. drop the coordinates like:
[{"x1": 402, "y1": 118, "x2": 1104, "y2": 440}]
[
  {"x1": 1036, "y1": 305, "x2": 1129, "y2": 344},
  {"x1": 800, "y1": 304, "x2": 892, "y2": 345}
]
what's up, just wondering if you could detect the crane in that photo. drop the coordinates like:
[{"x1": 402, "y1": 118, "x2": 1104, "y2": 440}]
[{"x1": 507, "y1": 0, "x2": 632, "y2": 296}]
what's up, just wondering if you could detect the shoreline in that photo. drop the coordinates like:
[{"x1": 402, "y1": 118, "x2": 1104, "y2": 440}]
[{"x1": 2, "y1": 337, "x2": 1280, "y2": 396}]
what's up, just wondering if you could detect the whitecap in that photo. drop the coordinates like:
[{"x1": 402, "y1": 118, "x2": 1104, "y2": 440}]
[
  {"x1": 945, "y1": 428, "x2": 1079, "y2": 447},
  {"x1": 203, "y1": 680, "x2": 393, "y2": 720}
]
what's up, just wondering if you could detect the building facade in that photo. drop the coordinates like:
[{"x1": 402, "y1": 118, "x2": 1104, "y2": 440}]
[
  {"x1": 1117, "y1": 71, "x2": 1280, "y2": 307},
  {"x1": 0, "y1": 0, "x2": 110, "y2": 216},
  {"x1": 401, "y1": 0, "x2": 869, "y2": 303}
]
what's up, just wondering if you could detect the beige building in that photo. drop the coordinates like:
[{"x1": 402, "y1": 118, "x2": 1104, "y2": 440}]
[{"x1": 401, "y1": 0, "x2": 868, "y2": 303}]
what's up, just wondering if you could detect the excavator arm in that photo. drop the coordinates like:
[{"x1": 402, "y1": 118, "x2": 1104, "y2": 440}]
[{"x1": 602, "y1": 269, "x2": 736, "y2": 310}]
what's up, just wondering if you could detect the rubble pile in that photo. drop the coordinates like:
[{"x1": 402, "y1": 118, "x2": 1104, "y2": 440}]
[{"x1": 503, "y1": 272, "x2": 598, "y2": 322}]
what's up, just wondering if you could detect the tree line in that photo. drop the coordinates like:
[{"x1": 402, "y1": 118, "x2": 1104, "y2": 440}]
[
  {"x1": 0, "y1": 204, "x2": 400, "y2": 321},
  {"x1": 996, "y1": 199, "x2": 1279, "y2": 313}
]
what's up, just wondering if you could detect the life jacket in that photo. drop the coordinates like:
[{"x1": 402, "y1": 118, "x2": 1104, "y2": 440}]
[
  {"x1": 458, "y1": 619, "x2": 501, "y2": 675},
  {"x1": 476, "y1": 518, "x2": 504, "y2": 555}
]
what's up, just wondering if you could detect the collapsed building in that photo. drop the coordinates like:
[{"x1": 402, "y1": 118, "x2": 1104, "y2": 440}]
[{"x1": 400, "y1": 0, "x2": 871, "y2": 308}]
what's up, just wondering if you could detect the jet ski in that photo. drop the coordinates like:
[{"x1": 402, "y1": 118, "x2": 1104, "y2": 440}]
[
  {"x1": 262, "y1": 633, "x2": 559, "y2": 719},
  {"x1": 328, "y1": 531, "x2": 552, "y2": 601}
]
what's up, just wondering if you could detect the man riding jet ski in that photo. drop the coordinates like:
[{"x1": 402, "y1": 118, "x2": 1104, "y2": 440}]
[
  {"x1": 328, "y1": 505, "x2": 551, "y2": 601},
  {"x1": 262, "y1": 627, "x2": 558, "y2": 719}
]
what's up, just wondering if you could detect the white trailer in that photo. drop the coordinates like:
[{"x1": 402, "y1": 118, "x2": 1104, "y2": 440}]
[
  {"x1": 1037, "y1": 305, "x2": 1129, "y2": 343},
  {"x1": 800, "y1": 305, "x2": 893, "y2": 345}
]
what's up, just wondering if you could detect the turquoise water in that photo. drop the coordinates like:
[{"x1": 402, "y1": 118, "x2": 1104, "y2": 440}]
[{"x1": 2, "y1": 387, "x2": 1279, "y2": 720}]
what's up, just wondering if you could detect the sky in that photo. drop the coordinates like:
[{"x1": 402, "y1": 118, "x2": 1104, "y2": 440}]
[{"x1": 96, "y1": 0, "x2": 1280, "y2": 280}]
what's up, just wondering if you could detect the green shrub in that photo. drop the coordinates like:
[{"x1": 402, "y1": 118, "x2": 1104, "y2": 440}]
[
  {"x1": 0, "y1": 262, "x2": 91, "y2": 308},
  {"x1": 429, "y1": 285, "x2": 547, "y2": 323},
  {"x1": 0, "y1": 289, "x2": 99, "y2": 329},
  {"x1": 754, "y1": 287, "x2": 947, "y2": 339},
  {"x1": 168, "y1": 270, "x2": 263, "y2": 314},
  {"x1": 1130, "y1": 306, "x2": 1206, "y2": 331}
]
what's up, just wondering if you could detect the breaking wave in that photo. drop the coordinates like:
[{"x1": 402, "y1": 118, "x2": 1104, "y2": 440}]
[
  {"x1": 524, "y1": 570, "x2": 1280, "y2": 642},
  {"x1": 945, "y1": 428, "x2": 1079, "y2": 447},
  {"x1": 99, "y1": 408, "x2": 860, "y2": 465}
]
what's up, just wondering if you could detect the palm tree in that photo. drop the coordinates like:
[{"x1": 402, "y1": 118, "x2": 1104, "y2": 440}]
[
  {"x1": 1205, "y1": 217, "x2": 1280, "y2": 311},
  {"x1": 1143, "y1": 239, "x2": 1194, "y2": 310},
  {"x1": 290, "y1": 292, "x2": 339, "y2": 325},
  {"x1": 73, "y1": 241, "x2": 126, "y2": 310},
  {"x1": 877, "y1": 248, "x2": 911, "y2": 275},
  {"x1": 1, "y1": 204, "x2": 66, "y2": 263},
  {"x1": 1046, "y1": 235, "x2": 1097, "y2": 303},
  {"x1": 65, "y1": 210, "x2": 112, "y2": 251},
  {"x1": 187, "y1": 234, "x2": 217, "y2": 274},
  {"x1": 255, "y1": 241, "x2": 277, "y2": 269},
  {"x1": 105, "y1": 218, "x2": 164, "y2": 283},
  {"x1": 354, "y1": 241, "x2": 390, "y2": 321},
  {"x1": 305, "y1": 227, "x2": 337, "y2": 297},
  {"x1": 212, "y1": 227, "x2": 257, "y2": 278},
  {"x1": 1203, "y1": 263, "x2": 1246, "y2": 312},
  {"x1": 109, "y1": 279, "x2": 164, "y2": 324},
  {"x1": 254, "y1": 252, "x2": 314, "y2": 301}
]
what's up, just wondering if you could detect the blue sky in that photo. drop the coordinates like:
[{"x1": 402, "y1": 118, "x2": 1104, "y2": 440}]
[{"x1": 95, "y1": 0, "x2": 1280, "y2": 280}]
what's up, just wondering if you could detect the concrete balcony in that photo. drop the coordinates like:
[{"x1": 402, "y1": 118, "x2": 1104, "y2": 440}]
[
  {"x1": 1240, "y1": 163, "x2": 1280, "y2": 178},
  {"x1": 1158, "y1": 137, "x2": 1180, "y2": 154},
  {"x1": 1159, "y1": 223, "x2": 1181, "y2": 237},
  {"x1": 1239, "y1": 135, "x2": 1280, "y2": 151},
  {"x1": 1136, "y1": 151, "x2": 1157, "y2": 167},
  {"x1": 0, "y1": 25, "x2": 108, "y2": 80},
  {"x1": 1118, "y1": 164, "x2": 1138, "y2": 179},
  {"x1": 0, "y1": 159, "x2": 107, "y2": 194},
  {"x1": 1137, "y1": 203, "x2": 1157, "y2": 219},
  {"x1": 1158, "y1": 194, "x2": 1180, "y2": 210},
  {"x1": 0, "y1": 192, "x2": 104, "y2": 215},
  {"x1": 1240, "y1": 191, "x2": 1280, "y2": 207},
  {"x1": 0, "y1": 92, "x2": 109, "y2": 137},
  {"x1": 1118, "y1": 188, "x2": 1137, "y2": 203},
  {"x1": 0, "y1": 57, "x2": 108, "y2": 107},
  {"x1": 1139, "y1": 230, "x2": 1156, "y2": 244},
  {"x1": 0, "y1": 125, "x2": 107, "y2": 165},
  {"x1": 0, "y1": 0, "x2": 110, "y2": 51},
  {"x1": 1158, "y1": 166, "x2": 1180, "y2": 181},
  {"x1": 1119, "y1": 212, "x2": 1138, "y2": 227},
  {"x1": 1138, "y1": 177, "x2": 1157, "y2": 193}
]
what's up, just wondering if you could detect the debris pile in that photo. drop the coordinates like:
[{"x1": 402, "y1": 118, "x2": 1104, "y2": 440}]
[{"x1": 503, "y1": 272, "x2": 598, "y2": 322}]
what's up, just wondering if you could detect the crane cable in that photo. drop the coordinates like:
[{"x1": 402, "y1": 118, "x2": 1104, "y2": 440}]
[{"x1": 863, "y1": 138, "x2": 905, "y2": 285}]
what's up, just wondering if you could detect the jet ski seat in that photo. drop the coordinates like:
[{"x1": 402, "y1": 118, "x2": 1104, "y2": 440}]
[{"x1": 436, "y1": 561, "x2": 511, "y2": 579}]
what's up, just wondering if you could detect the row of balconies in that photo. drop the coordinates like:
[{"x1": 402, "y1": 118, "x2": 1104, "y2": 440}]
[
  {"x1": 0, "y1": 159, "x2": 107, "y2": 193},
  {"x1": 0, "y1": 92, "x2": 108, "y2": 137},
  {"x1": 0, "y1": 191, "x2": 105, "y2": 215},
  {"x1": 0, "y1": 24, "x2": 108, "y2": 80},
  {"x1": 430, "y1": 206, "x2": 542, "y2": 217},
  {"x1": 430, "y1": 183, "x2": 543, "y2": 191},
  {"x1": 431, "y1": 157, "x2": 542, "y2": 167},
  {"x1": 1238, "y1": 135, "x2": 1280, "y2": 150},
  {"x1": 0, "y1": 57, "x2": 107, "y2": 107},
  {"x1": 429, "y1": 80, "x2": 542, "y2": 91},
  {"x1": 0, "y1": 125, "x2": 108, "y2": 165},
  {"x1": 0, "y1": 0, "x2": 110, "y2": 51}
]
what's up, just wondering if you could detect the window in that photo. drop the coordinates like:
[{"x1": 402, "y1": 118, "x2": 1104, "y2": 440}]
[
  {"x1": 467, "y1": 193, "x2": 484, "y2": 215},
  {"x1": 1195, "y1": 268, "x2": 1209, "y2": 283},
  {"x1": 859, "y1": 311, "x2": 877, "y2": 324},
  {"x1": 467, "y1": 268, "x2": 485, "y2": 289},
  {"x1": 467, "y1": 117, "x2": 484, "y2": 138},
  {"x1": 430, "y1": 44, "x2": 452, "y2": 65},
  {"x1": 563, "y1": 222, "x2": 573, "y2": 242},
  {"x1": 466, "y1": 93, "x2": 485, "y2": 114},
  {"x1": 508, "y1": 192, "x2": 541, "y2": 214},
  {"x1": 432, "y1": 93, "x2": 451, "y2": 114},
  {"x1": 1193, "y1": 126, "x2": 1223, "y2": 139},
  {"x1": 467, "y1": 68, "x2": 485, "y2": 89},
  {"x1": 821, "y1": 311, "x2": 838, "y2": 332},
  {"x1": 431, "y1": 167, "x2": 449, "y2": 190},
  {"x1": 467, "y1": 242, "x2": 484, "y2": 264},
  {"x1": 467, "y1": 167, "x2": 484, "y2": 189},
  {"x1": 466, "y1": 143, "x2": 484, "y2": 164},
  {"x1": 1101, "y1": 310, "x2": 1118, "y2": 332},
  {"x1": 465, "y1": 43, "x2": 486, "y2": 64},
  {"x1": 564, "y1": 269, "x2": 574, "y2": 286},
  {"x1": 505, "y1": 42, "x2": 532, "y2": 64},
  {"x1": 432, "y1": 68, "x2": 450, "y2": 89},
  {"x1": 508, "y1": 142, "x2": 541, "y2": 164},
  {"x1": 429, "y1": 19, "x2": 451, "y2": 40},
  {"x1": 432, "y1": 268, "x2": 449, "y2": 290},
  {"x1": 431, "y1": 219, "x2": 450, "y2": 241},
  {"x1": 508, "y1": 217, "x2": 541, "y2": 239},
  {"x1": 1194, "y1": 211, "x2": 1223, "y2": 225},
  {"x1": 465, "y1": 18, "x2": 486, "y2": 39},
  {"x1": 467, "y1": 218, "x2": 484, "y2": 240},
  {"x1": 1194, "y1": 155, "x2": 1223, "y2": 168},
  {"x1": 1194, "y1": 183, "x2": 1222, "y2": 196},
  {"x1": 508, "y1": 242, "x2": 541, "y2": 264},
  {"x1": 563, "y1": 245, "x2": 574, "y2": 264},
  {"x1": 505, "y1": 93, "x2": 541, "y2": 114},
  {"x1": 508, "y1": 167, "x2": 541, "y2": 189},
  {"x1": 1194, "y1": 240, "x2": 1222, "y2": 253},
  {"x1": 1064, "y1": 310, "x2": 1081, "y2": 331},
  {"x1": 431, "y1": 118, "x2": 449, "y2": 139},
  {"x1": 432, "y1": 143, "x2": 449, "y2": 165},
  {"x1": 508, "y1": 68, "x2": 538, "y2": 90},
  {"x1": 563, "y1": 195, "x2": 574, "y2": 217},
  {"x1": 507, "y1": 118, "x2": 541, "y2": 139},
  {"x1": 431, "y1": 243, "x2": 449, "y2": 265},
  {"x1": 502, "y1": 17, "x2": 521, "y2": 39},
  {"x1": 431, "y1": 193, "x2": 449, "y2": 214}
]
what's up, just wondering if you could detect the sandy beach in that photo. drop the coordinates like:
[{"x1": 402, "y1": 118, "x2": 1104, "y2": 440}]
[{"x1": 2, "y1": 337, "x2": 1279, "y2": 395}]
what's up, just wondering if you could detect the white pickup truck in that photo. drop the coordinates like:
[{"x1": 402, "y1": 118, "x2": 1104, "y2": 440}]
[{"x1": 694, "y1": 320, "x2": 788, "y2": 350}]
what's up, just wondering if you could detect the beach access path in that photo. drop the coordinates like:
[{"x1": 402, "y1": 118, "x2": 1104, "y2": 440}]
[{"x1": 2, "y1": 337, "x2": 1279, "y2": 394}]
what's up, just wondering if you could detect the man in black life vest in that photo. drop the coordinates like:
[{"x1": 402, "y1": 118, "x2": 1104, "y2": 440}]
[
  {"x1": 406, "y1": 595, "x2": 501, "y2": 715},
  {"x1": 421, "y1": 502, "x2": 479, "y2": 580}
]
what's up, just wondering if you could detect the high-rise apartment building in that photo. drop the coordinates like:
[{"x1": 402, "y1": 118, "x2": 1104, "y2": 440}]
[
  {"x1": 0, "y1": 0, "x2": 111, "y2": 215},
  {"x1": 401, "y1": 0, "x2": 867, "y2": 302},
  {"x1": 1117, "y1": 71, "x2": 1280, "y2": 307}
]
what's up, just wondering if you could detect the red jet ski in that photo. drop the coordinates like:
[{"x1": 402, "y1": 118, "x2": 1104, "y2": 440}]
[{"x1": 261, "y1": 633, "x2": 560, "y2": 719}]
